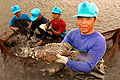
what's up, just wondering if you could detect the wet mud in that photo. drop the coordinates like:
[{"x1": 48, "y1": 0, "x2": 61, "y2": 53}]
[{"x1": 0, "y1": 0, "x2": 120, "y2": 80}]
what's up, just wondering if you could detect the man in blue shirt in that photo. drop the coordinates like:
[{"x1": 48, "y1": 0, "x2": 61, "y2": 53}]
[
  {"x1": 56, "y1": 1, "x2": 106, "y2": 79},
  {"x1": 9, "y1": 5, "x2": 32, "y2": 31}
]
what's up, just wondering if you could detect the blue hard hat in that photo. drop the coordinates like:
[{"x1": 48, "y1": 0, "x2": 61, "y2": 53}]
[
  {"x1": 11, "y1": 5, "x2": 21, "y2": 14},
  {"x1": 52, "y1": 7, "x2": 62, "y2": 14},
  {"x1": 31, "y1": 8, "x2": 41, "y2": 21},
  {"x1": 72, "y1": 1, "x2": 99, "y2": 18}
]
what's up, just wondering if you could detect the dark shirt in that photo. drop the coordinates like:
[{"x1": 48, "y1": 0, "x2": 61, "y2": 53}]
[{"x1": 30, "y1": 16, "x2": 48, "y2": 41}]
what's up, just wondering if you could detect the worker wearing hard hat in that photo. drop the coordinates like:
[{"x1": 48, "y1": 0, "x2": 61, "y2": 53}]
[
  {"x1": 30, "y1": 8, "x2": 49, "y2": 45},
  {"x1": 55, "y1": 1, "x2": 106, "y2": 79},
  {"x1": 9, "y1": 5, "x2": 32, "y2": 31},
  {"x1": 49, "y1": 7, "x2": 66, "y2": 42}
]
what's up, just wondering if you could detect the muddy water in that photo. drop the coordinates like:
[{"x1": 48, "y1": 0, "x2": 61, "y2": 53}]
[{"x1": 0, "y1": 0, "x2": 120, "y2": 80}]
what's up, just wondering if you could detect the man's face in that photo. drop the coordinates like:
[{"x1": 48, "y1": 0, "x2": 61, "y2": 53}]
[
  {"x1": 77, "y1": 17, "x2": 98, "y2": 35},
  {"x1": 14, "y1": 11, "x2": 21, "y2": 18},
  {"x1": 52, "y1": 13, "x2": 61, "y2": 20}
]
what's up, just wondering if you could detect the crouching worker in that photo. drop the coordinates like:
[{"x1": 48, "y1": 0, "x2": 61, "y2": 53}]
[
  {"x1": 55, "y1": 1, "x2": 106, "y2": 79},
  {"x1": 9, "y1": 5, "x2": 32, "y2": 35},
  {"x1": 48, "y1": 7, "x2": 66, "y2": 42},
  {"x1": 30, "y1": 8, "x2": 49, "y2": 45}
]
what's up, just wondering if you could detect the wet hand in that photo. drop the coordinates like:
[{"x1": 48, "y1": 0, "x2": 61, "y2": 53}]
[
  {"x1": 35, "y1": 42, "x2": 41, "y2": 46},
  {"x1": 35, "y1": 40, "x2": 43, "y2": 46},
  {"x1": 49, "y1": 27, "x2": 53, "y2": 31},
  {"x1": 47, "y1": 31, "x2": 52, "y2": 35},
  {"x1": 10, "y1": 27, "x2": 18, "y2": 30},
  {"x1": 55, "y1": 54, "x2": 68, "y2": 64},
  {"x1": 47, "y1": 25, "x2": 53, "y2": 31}
]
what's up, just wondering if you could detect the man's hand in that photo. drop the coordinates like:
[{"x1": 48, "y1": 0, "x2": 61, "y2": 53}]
[
  {"x1": 46, "y1": 24, "x2": 53, "y2": 31},
  {"x1": 49, "y1": 26, "x2": 53, "y2": 31},
  {"x1": 55, "y1": 54, "x2": 68, "y2": 64},
  {"x1": 28, "y1": 22, "x2": 32, "y2": 28},
  {"x1": 10, "y1": 27, "x2": 14, "y2": 30},
  {"x1": 10, "y1": 27, "x2": 18, "y2": 30},
  {"x1": 47, "y1": 31, "x2": 52, "y2": 35},
  {"x1": 35, "y1": 42, "x2": 41, "y2": 46},
  {"x1": 10, "y1": 27, "x2": 19, "y2": 33},
  {"x1": 35, "y1": 40, "x2": 43, "y2": 46}
]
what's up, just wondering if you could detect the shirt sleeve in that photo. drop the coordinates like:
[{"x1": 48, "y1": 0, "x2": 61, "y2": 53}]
[
  {"x1": 25, "y1": 14, "x2": 32, "y2": 22},
  {"x1": 65, "y1": 37, "x2": 106, "y2": 73},
  {"x1": 87, "y1": 39, "x2": 106, "y2": 69},
  {"x1": 61, "y1": 29, "x2": 75, "y2": 44},
  {"x1": 66, "y1": 58, "x2": 92, "y2": 73},
  {"x1": 9, "y1": 17, "x2": 15, "y2": 27},
  {"x1": 61, "y1": 30, "x2": 72, "y2": 44}
]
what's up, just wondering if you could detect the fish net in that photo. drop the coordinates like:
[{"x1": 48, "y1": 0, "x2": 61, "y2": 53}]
[{"x1": 0, "y1": 28, "x2": 120, "y2": 66}]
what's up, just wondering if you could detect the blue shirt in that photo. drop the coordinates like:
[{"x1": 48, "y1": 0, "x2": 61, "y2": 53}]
[
  {"x1": 9, "y1": 13, "x2": 32, "y2": 27},
  {"x1": 61, "y1": 28, "x2": 106, "y2": 73}
]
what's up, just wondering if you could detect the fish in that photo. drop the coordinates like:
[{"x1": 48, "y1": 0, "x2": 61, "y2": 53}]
[
  {"x1": 28, "y1": 43, "x2": 73, "y2": 63},
  {"x1": 7, "y1": 34, "x2": 91, "y2": 64},
  {"x1": 6, "y1": 34, "x2": 74, "y2": 63}
]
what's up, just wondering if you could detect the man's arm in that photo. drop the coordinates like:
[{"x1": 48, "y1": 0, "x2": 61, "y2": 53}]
[
  {"x1": 61, "y1": 29, "x2": 74, "y2": 44},
  {"x1": 51, "y1": 28, "x2": 61, "y2": 36},
  {"x1": 9, "y1": 17, "x2": 18, "y2": 30},
  {"x1": 29, "y1": 21, "x2": 36, "y2": 37},
  {"x1": 66, "y1": 58, "x2": 92, "y2": 73},
  {"x1": 36, "y1": 29, "x2": 47, "y2": 45},
  {"x1": 10, "y1": 26, "x2": 18, "y2": 30},
  {"x1": 65, "y1": 40, "x2": 106, "y2": 73},
  {"x1": 29, "y1": 22, "x2": 32, "y2": 28},
  {"x1": 25, "y1": 14, "x2": 32, "y2": 28},
  {"x1": 25, "y1": 14, "x2": 32, "y2": 22},
  {"x1": 9, "y1": 17, "x2": 15, "y2": 27}
]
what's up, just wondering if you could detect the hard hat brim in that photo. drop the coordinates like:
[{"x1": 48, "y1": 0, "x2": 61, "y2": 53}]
[
  {"x1": 72, "y1": 14, "x2": 96, "y2": 18},
  {"x1": 30, "y1": 16, "x2": 39, "y2": 21},
  {"x1": 13, "y1": 9, "x2": 21, "y2": 14},
  {"x1": 52, "y1": 11, "x2": 61, "y2": 14}
]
